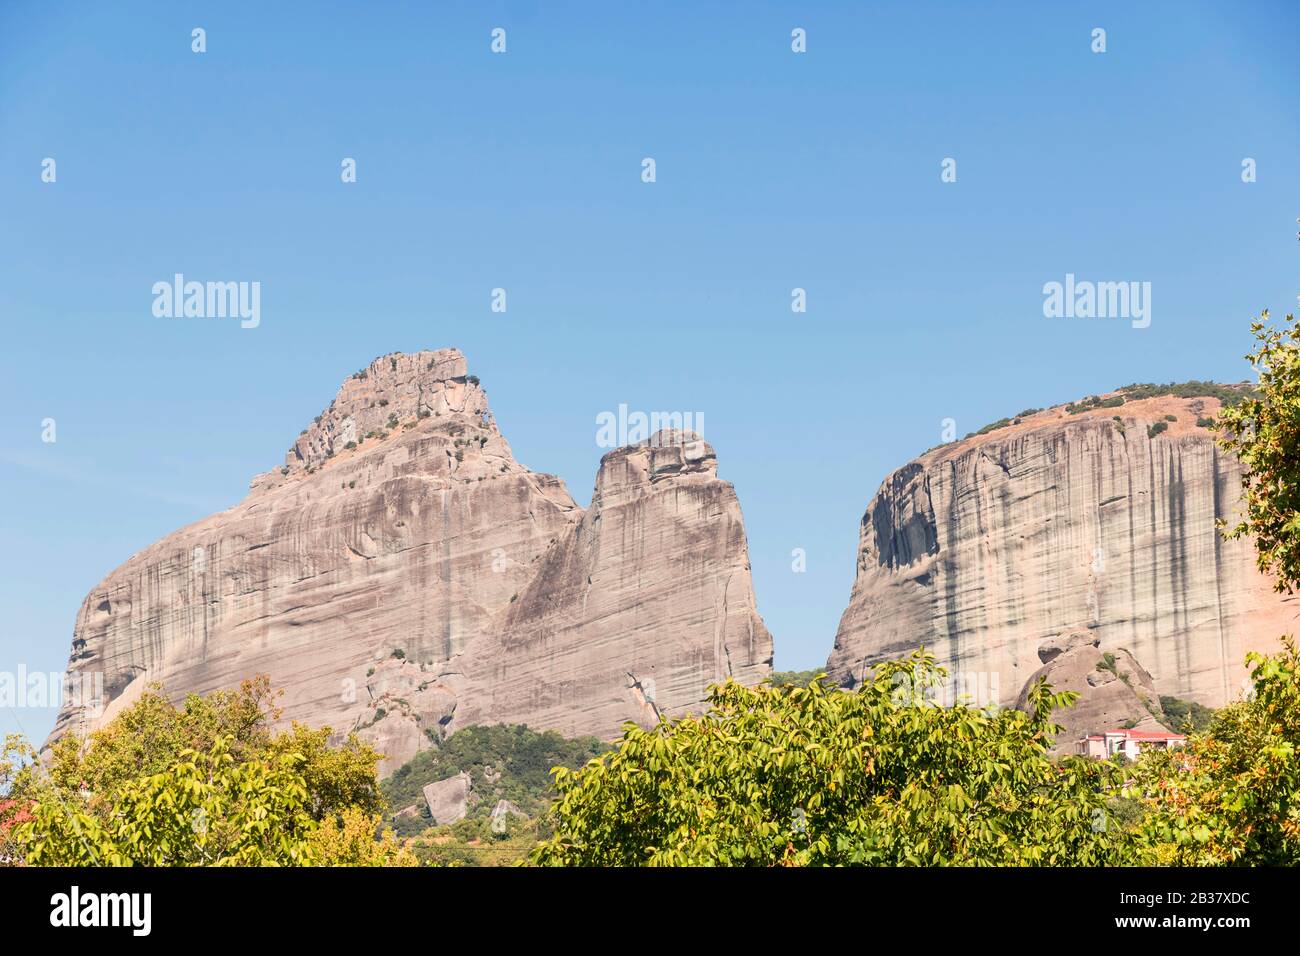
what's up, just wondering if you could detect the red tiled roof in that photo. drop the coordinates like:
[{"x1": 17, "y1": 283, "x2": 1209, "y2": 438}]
[{"x1": 1104, "y1": 729, "x2": 1186, "y2": 740}]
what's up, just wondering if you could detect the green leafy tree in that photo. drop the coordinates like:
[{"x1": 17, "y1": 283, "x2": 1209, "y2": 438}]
[
  {"x1": 1, "y1": 735, "x2": 37, "y2": 864},
  {"x1": 17, "y1": 677, "x2": 380, "y2": 826},
  {"x1": 38, "y1": 677, "x2": 281, "y2": 803},
  {"x1": 20, "y1": 736, "x2": 318, "y2": 866},
  {"x1": 533, "y1": 651, "x2": 1128, "y2": 866},
  {"x1": 1131, "y1": 638, "x2": 1300, "y2": 865},
  {"x1": 308, "y1": 807, "x2": 417, "y2": 866},
  {"x1": 265, "y1": 724, "x2": 384, "y2": 822},
  {"x1": 11, "y1": 678, "x2": 408, "y2": 866},
  {"x1": 1217, "y1": 309, "x2": 1300, "y2": 592}
]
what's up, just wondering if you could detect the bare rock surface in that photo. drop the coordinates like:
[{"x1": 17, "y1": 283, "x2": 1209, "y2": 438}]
[
  {"x1": 1014, "y1": 629, "x2": 1166, "y2": 750},
  {"x1": 423, "y1": 772, "x2": 472, "y2": 825},
  {"x1": 49, "y1": 351, "x2": 773, "y2": 773},
  {"x1": 827, "y1": 389, "x2": 1300, "y2": 711},
  {"x1": 452, "y1": 430, "x2": 774, "y2": 738}
]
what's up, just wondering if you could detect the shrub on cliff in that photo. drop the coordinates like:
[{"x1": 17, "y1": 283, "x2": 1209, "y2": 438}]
[
  {"x1": 1158, "y1": 695, "x2": 1215, "y2": 733},
  {"x1": 1120, "y1": 380, "x2": 1256, "y2": 406},
  {"x1": 769, "y1": 670, "x2": 827, "y2": 689}
]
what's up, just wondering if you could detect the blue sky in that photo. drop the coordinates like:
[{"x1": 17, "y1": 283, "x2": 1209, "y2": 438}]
[{"x1": 1, "y1": 1, "x2": 1298, "y2": 744}]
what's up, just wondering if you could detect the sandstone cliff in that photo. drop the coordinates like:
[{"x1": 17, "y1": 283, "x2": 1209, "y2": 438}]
[
  {"x1": 50, "y1": 350, "x2": 773, "y2": 772},
  {"x1": 1014, "y1": 629, "x2": 1169, "y2": 748},
  {"x1": 826, "y1": 388, "x2": 1300, "y2": 714},
  {"x1": 452, "y1": 431, "x2": 772, "y2": 737}
]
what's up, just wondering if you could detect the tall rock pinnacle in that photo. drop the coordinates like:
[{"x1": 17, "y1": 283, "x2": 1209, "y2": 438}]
[{"x1": 51, "y1": 350, "x2": 773, "y2": 772}]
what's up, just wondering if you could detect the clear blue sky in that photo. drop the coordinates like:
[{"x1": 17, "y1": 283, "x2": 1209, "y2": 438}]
[{"x1": 2, "y1": 1, "x2": 1298, "y2": 744}]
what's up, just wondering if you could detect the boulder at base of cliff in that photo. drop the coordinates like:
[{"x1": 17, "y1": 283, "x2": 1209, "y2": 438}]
[
  {"x1": 423, "y1": 771, "x2": 472, "y2": 825},
  {"x1": 1014, "y1": 628, "x2": 1167, "y2": 753}
]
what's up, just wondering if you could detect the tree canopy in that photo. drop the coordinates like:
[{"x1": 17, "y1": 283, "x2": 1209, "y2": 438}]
[
  {"x1": 3, "y1": 677, "x2": 408, "y2": 867},
  {"x1": 1130, "y1": 638, "x2": 1300, "y2": 865},
  {"x1": 533, "y1": 651, "x2": 1128, "y2": 866},
  {"x1": 532, "y1": 641, "x2": 1300, "y2": 867},
  {"x1": 1217, "y1": 309, "x2": 1300, "y2": 592}
]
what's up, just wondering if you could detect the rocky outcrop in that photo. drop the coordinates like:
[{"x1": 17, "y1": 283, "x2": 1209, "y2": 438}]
[
  {"x1": 451, "y1": 431, "x2": 773, "y2": 738},
  {"x1": 423, "y1": 772, "x2": 472, "y2": 825},
  {"x1": 827, "y1": 389, "x2": 1300, "y2": 711},
  {"x1": 50, "y1": 350, "x2": 773, "y2": 773},
  {"x1": 1015, "y1": 629, "x2": 1167, "y2": 750}
]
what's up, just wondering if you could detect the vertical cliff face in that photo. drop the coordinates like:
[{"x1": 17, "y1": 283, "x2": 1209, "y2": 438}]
[
  {"x1": 51, "y1": 352, "x2": 772, "y2": 772},
  {"x1": 452, "y1": 431, "x2": 773, "y2": 737},
  {"x1": 826, "y1": 391, "x2": 1299, "y2": 710}
]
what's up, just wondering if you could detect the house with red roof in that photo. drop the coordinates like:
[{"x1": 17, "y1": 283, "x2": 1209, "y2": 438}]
[{"x1": 1077, "y1": 729, "x2": 1187, "y2": 761}]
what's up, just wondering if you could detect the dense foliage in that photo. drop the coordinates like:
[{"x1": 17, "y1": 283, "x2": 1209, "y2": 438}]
[
  {"x1": 22, "y1": 736, "x2": 320, "y2": 866},
  {"x1": 406, "y1": 814, "x2": 547, "y2": 867},
  {"x1": 532, "y1": 642, "x2": 1300, "y2": 867},
  {"x1": 0, "y1": 735, "x2": 35, "y2": 863},
  {"x1": 1159, "y1": 696, "x2": 1216, "y2": 734},
  {"x1": 533, "y1": 651, "x2": 1128, "y2": 866},
  {"x1": 3, "y1": 678, "x2": 408, "y2": 866},
  {"x1": 1131, "y1": 638, "x2": 1300, "y2": 865},
  {"x1": 311, "y1": 807, "x2": 418, "y2": 867},
  {"x1": 1216, "y1": 310, "x2": 1300, "y2": 592}
]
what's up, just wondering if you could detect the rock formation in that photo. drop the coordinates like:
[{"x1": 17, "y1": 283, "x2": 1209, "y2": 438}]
[
  {"x1": 423, "y1": 772, "x2": 472, "y2": 825},
  {"x1": 450, "y1": 430, "x2": 772, "y2": 738},
  {"x1": 49, "y1": 350, "x2": 773, "y2": 772},
  {"x1": 1015, "y1": 629, "x2": 1168, "y2": 749},
  {"x1": 826, "y1": 388, "x2": 1300, "y2": 716}
]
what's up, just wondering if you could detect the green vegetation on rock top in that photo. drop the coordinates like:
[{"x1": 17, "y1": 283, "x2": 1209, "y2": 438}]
[{"x1": 1119, "y1": 380, "x2": 1255, "y2": 406}]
